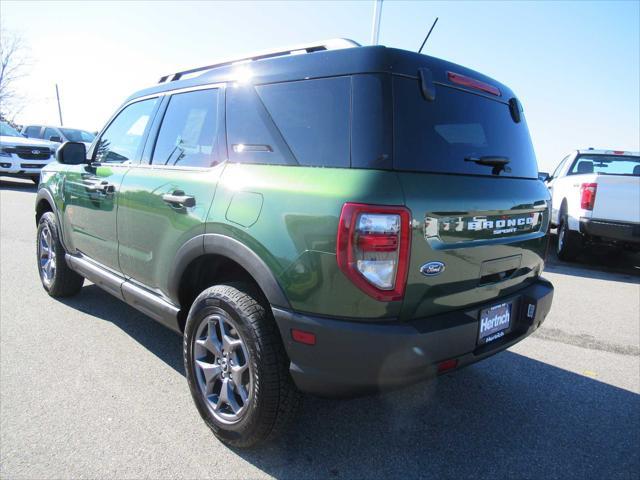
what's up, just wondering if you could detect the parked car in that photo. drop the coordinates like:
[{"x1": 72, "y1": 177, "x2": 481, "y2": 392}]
[
  {"x1": 543, "y1": 149, "x2": 640, "y2": 260},
  {"x1": 22, "y1": 124, "x2": 95, "y2": 150},
  {"x1": 34, "y1": 39, "x2": 554, "y2": 447},
  {"x1": 0, "y1": 121, "x2": 57, "y2": 183}
]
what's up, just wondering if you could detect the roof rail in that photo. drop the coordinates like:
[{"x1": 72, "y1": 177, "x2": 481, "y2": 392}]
[{"x1": 158, "y1": 38, "x2": 361, "y2": 84}]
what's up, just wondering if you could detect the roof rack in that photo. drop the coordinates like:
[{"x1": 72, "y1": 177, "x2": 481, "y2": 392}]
[{"x1": 158, "y1": 38, "x2": 361, "y2": 84}]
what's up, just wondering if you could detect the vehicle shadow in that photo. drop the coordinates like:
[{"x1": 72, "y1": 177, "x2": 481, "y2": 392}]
[
  {"x1": 0, "y1": 178, "x2": 37, "y2": 192},
  {"x1": 60, "y1": 284, "x2": 639, "y2": 479},
  {"x1": 545, "y1": 234, "x2": 640, "y2": 283},
  {"x1": 244, "y1": 355, "x2": 639, "y2": 480},
  {"x1": 59, "y1": 284, "x2": 186, "y2": 375}
]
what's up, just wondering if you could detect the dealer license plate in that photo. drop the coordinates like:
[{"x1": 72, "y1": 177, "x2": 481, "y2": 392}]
[{"x1": 478, "y1": 301, "x2": 513, "y2": 345}]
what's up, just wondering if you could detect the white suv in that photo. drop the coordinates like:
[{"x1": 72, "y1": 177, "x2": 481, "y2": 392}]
[
  {"x1": 543, "y1": 149, "x2": 640, "y2": 260},
  {"x1": 0, "y1": 121, "x2": 57, "y2": 184}
]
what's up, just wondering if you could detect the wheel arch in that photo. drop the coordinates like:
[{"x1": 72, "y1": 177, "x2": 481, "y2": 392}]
[
  {"x1": 35, "y1": 188, "x2": 56, "y2": 224},
  {"x1": 168, "y1": 234, "x2": 291, "y2": 329},
  {"x1": 35, "y1": 188, "x2": 71, "y2": 251}
]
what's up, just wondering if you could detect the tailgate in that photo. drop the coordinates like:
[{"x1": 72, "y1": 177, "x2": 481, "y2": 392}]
[
  {"x1": 592, "y1": 175, "x2": 640, "y2": 223},
  {"x1": 398, "y1": 173, "x2": 550, "y2": 320}
]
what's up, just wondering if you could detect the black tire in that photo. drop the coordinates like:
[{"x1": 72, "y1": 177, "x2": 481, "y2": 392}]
[
  {"x1": 184, "y1": 283, "x2": 301, "y2": 448},
  {"x1": 36, "y1": 212, "x2": 84, "y2": 297},
  {"x1": 556, "y1": 214, "x2": 581, "y2": 261}
]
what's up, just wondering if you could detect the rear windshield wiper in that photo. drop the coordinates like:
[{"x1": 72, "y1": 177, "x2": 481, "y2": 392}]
[{"x1": 464, "y1": 156, "x2": 511, "y2": 175}]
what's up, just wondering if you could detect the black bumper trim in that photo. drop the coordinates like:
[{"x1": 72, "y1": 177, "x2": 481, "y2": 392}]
[
  {"x1": 273, "y1": 278, "x2": 553, "y2": 397},
  {"x1": 580, "y1": 217, "x2": 640, "y2": 244}
]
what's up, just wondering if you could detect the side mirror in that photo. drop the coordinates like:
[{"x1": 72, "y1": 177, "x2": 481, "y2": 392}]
[
  {"x1": 49, "y1": 135, "x2": 63, "y2": 143},
  {"x1": 538, "y1": 172, "x2": 550, "y2": 182},
  {"x1": 56, "y1": 141, "x2": 87, "y2": 165}
]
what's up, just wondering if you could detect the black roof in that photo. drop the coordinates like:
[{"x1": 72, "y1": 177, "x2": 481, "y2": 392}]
[{"x1": 126, "y1": 44, "x2": 516, "y2": 104}]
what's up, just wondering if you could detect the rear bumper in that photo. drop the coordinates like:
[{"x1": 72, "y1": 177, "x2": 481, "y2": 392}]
[
  {"x1": 273, "y1": 278, "x2": 553, "y2": 397},
  {"x1": 579, "y1": 217, "x2": 640, "y2": 244}
]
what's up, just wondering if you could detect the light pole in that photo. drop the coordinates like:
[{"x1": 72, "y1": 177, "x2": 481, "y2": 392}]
[
  {"x1": 55, "y1": 84, "x2": 63, "y2": 126},
  {"x1": 370, "y1": 0, "x2": 383, "y2": 45}
]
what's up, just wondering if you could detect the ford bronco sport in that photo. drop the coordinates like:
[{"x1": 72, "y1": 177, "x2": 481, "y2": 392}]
[{"x1": 35, "y1": 39, "x2": 554, "y2": 447}]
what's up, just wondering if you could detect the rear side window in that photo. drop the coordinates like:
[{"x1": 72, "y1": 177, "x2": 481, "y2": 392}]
[
  {"x1": 393, "y1": 77, "x2": 538, "y2": 178},
  {"x1": 24, "y1": 126, "x2": 42, "y2": 138},
  {"x1": 152, "y1": 88, "x2": 221, "y2": 168},
  {"x1": 568, "y1": 155, "x2": 640, "y2": 176},
  {"x1": 44, "y1": 127, "x2": 59, "y2": 141},
  {"x1": 227, "y1": 77, "x2": 350, "y2": 167}
]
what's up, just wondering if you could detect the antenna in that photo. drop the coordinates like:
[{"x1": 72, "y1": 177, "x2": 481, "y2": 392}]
[
  {"x1": 418, "y1": 17, "x2": 439, "y2": 54},
  {"x1": 370, "y1": 0, "x2": 383, "y2": 45}
]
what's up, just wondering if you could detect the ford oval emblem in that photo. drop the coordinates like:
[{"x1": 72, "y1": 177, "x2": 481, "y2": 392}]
[{"x1": 420, "y1": 261, "x2": 445, "y2": 276}]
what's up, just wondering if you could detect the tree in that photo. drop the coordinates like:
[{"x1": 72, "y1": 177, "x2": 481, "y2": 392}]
[{"x1": 0, "y1": 28, "x2": 29, "y2": 121}]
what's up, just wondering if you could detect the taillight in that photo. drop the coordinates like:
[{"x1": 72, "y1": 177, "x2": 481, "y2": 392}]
[
  {"x1": 336, "y1": 203, "x2": 411, "y2": 301},
  {"x1": 447, "y1": 71, "x2": 501, "y2": 96},
  {"x1": 580, "y1": 183, "x2": 598, "y2": 210}
]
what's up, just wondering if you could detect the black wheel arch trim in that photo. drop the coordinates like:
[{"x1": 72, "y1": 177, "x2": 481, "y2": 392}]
[
  {"x1": 167, "y1": 234, "x2": 291, "y2": 310},
  {"x1": 35, "y1": 188, "x2": 69, "y2": 251}
]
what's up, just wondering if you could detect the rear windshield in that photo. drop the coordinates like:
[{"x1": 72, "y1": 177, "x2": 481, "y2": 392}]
[
  {"x1": 568, "y1": 155, "x2": 640, "y2": 176},
  {"x1": 393, "y1": 77, "x2": 538, "y2": 178}
]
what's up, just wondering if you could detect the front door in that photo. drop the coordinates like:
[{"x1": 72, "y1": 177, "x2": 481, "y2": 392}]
[{"x1": 61, "y1": 97, "x2": 160, "y2": 270}]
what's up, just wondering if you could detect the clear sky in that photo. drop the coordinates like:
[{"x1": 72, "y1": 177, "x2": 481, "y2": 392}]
[{"x1": 1, "y1": 0, "x2": 638, "y2": 172}]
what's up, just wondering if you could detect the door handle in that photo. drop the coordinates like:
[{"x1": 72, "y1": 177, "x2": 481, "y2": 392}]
[
  {"x1": 87, "y1": 180, "x2": 115, "y2": 195},
  {"x1": 162, "y1": 190, "x2": 196, "y2": 208}
]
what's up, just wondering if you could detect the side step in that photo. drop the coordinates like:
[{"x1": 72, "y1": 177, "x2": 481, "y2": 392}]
[{"x1": 66, "y1": 254, "x2": 181, "y2": 333}]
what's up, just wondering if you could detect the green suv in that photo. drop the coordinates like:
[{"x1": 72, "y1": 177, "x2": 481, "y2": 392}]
[{"x1": 35, "y1": 39, "x2": 554, "y2": 447}]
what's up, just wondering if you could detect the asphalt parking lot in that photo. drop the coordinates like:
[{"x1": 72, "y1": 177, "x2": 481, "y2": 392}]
[{"x1": 1, "y1": 177, "x2": 639, "y2": 479}]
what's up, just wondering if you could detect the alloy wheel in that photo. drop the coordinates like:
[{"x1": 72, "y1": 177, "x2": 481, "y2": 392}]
[
  {"x1": 38, "y1": 225, "x2": 56, "y2": 286},
  {"x1": 192, "y1": 313, "x2": 253, "y2": 424}
]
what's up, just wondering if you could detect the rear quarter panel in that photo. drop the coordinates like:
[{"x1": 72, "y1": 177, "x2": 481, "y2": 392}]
[{"x1": 205, "y1": 163, "x2": 405, "y2": 319}]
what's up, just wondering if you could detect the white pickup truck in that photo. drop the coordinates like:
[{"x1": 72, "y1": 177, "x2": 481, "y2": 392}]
[{"x1": 542, "y1": 149, "x2": 640, "y2": 260}]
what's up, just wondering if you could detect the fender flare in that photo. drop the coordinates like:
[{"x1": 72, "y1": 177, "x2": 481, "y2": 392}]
[
  {"x1": 35, "y1": 188, "x2": 70, "y2": 251},
  {"x1": 167, "y1": 234, "x2": 291, "y2": 310}
]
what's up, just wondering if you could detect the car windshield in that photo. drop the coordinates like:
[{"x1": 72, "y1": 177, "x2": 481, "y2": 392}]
[
  {"x1": 569, "y1": 154, "x2": 640, "y2": 176},
  {"x1": 0, "y1": 122, "x2": 23, "y2": 138},
  {"x1": 60, "y1": 128, "x2": 95, "y2": 143}
]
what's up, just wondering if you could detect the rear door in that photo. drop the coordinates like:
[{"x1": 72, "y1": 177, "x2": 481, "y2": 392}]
[
  {"x1": 61, "y1": 97, "x2": 160, "y2": 270},
  {"x1": 393, "y1": 76, "x2": 550, "y2": 320},
  {"x1": 117, "y1": 85, "x2": 226, "y2": 298}
]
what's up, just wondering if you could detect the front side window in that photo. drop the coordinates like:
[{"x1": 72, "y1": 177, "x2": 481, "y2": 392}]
[
  {"x1": 151, "y1": 88, "x2": 220, "y2": 168},
  {"x1": 95, "y1": 98, "x2": 158, "y2": 164},
  {"x1": 44, "y1": 127, "x2": 60, "y2": 141},
  {"x1": 568, "y1": 154, "x2": 640, "y2": 176}
]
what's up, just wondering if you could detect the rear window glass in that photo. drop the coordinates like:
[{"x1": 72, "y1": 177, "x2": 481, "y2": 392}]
[
  {"x1": 393, "y1": 77, "x2": 538, "y2": 178},
  {"x1": 568, "y1": 155, "x2": 640, "y2": 176}
]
